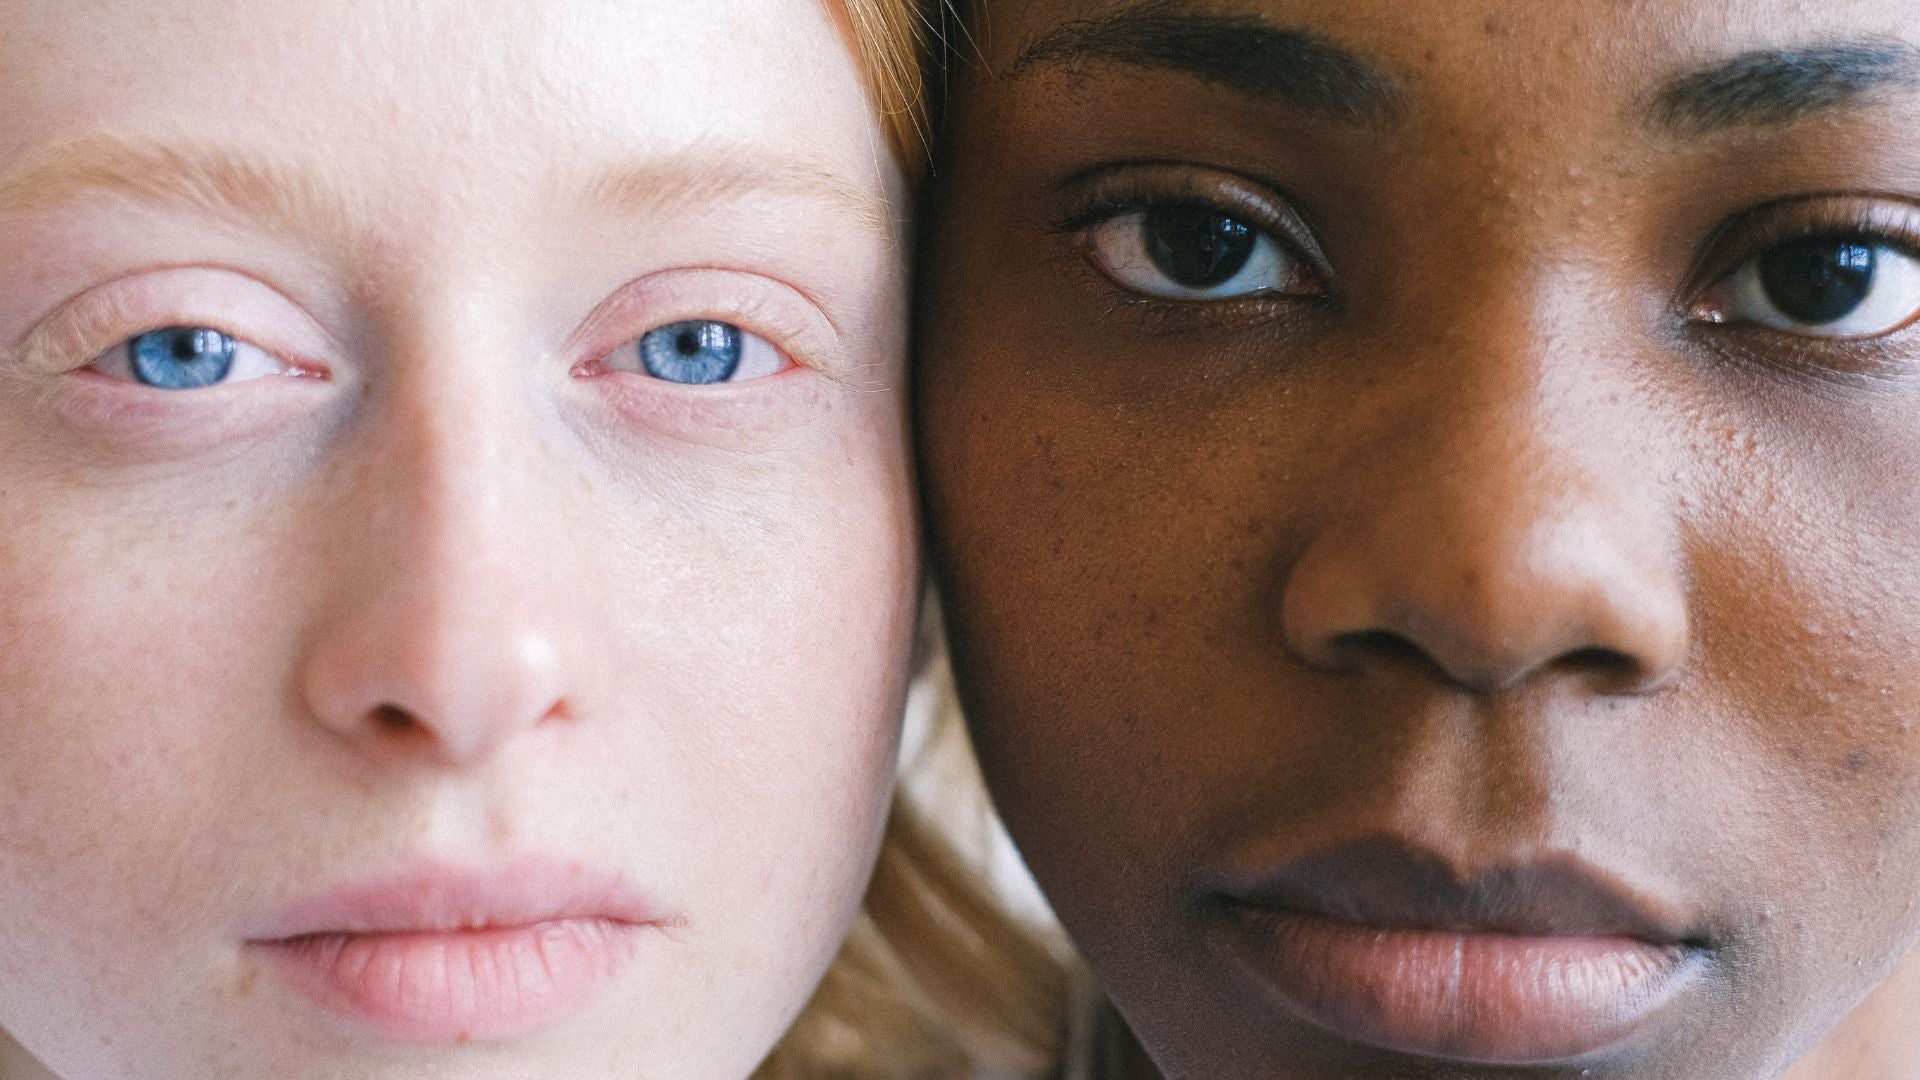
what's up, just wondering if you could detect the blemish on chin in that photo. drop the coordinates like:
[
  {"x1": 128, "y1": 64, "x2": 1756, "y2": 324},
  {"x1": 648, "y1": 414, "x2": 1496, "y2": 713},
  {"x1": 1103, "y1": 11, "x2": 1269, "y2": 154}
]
[{"x1": 1839, "y1": 748, "x2": 1874, "y2": 778}]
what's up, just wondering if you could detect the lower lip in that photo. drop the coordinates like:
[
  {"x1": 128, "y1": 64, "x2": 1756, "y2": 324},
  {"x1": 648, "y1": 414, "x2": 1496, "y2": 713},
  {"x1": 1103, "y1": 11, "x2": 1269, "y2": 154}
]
[
  {"x1": 1221, "y1": 908, "x2": 1703, "y2": 1065},
  {"x1": 252, "y1": 918, "x2": 644, "y2": 1044}
]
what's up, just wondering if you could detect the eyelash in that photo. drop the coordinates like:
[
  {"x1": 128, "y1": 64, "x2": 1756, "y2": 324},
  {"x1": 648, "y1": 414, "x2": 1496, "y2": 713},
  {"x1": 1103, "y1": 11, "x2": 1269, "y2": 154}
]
[
  {"x1": 568, "y1": 270, "x2": 840, "y2": 385},
  {"x1": 1052, "y1": 169, "x2": 1328, "y2": 273},
  {"x1": 20, "y1": 273, "x2": 331, "y2": 383},
  {"x1": 1045, "y1": 170, "x2": 1341, "y2": 342},
  {"x1": 1690, "y1": 196, "x2": 1920, "y2": 294}
]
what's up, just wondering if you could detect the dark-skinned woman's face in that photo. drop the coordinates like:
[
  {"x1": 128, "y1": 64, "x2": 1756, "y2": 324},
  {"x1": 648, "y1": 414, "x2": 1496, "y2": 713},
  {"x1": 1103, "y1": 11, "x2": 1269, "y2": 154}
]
[{"x1": 917, "y1": 2, "x2": 1920, "y2": 1078}]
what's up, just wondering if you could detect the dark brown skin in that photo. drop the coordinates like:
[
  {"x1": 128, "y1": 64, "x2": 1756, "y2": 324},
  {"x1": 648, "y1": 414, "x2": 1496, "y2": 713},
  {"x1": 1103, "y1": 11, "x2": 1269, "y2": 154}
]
[{"x1": 917, "y1": 2, "x2": 1920, "y2": 1078}]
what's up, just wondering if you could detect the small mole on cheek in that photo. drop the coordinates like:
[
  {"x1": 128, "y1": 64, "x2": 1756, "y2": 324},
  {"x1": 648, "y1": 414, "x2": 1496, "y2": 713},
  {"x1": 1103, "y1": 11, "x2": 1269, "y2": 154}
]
[{"x1": 1840, "y1": 748, "x2": 1874, "y2": 778}]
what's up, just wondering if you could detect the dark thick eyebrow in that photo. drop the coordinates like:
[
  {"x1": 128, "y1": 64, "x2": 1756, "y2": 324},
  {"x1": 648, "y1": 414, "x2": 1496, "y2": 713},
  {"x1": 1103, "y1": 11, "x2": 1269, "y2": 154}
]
[
  {"x1": 1008, "y1": 0, "x2": 1403, "y2": 129},
  {"x1": 1650, "y1": 41, "x2": 1920, "y2": 134}
]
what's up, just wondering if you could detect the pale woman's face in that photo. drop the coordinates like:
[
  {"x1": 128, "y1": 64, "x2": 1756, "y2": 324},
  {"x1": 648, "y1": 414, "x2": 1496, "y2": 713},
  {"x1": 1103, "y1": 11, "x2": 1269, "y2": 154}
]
[{"x1": 0, "y1": 1, "x2": 915, "y2": 1078}]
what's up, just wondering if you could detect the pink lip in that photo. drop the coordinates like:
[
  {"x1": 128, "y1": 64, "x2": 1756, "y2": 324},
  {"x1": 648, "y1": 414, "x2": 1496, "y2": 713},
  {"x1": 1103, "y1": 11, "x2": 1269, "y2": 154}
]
[{"x1": 245, "y1": 858, "x2": 669, "y2": 1044}]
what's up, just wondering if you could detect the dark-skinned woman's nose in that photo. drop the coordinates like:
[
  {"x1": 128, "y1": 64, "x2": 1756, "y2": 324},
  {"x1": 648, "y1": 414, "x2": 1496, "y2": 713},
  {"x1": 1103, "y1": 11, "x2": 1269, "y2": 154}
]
[{"x1": 1280, "y1": 405, "x2": 1690, "y2": 696}]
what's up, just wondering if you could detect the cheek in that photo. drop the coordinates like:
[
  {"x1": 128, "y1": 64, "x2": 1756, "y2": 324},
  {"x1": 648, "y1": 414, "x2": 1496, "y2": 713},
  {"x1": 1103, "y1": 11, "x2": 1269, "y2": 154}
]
[
  {"x1": 0, "y1": 484, "x2": 296, "y2": 1048},
  {"x1": 580, "y1": 404, "x2": 919, "y2": 995},
  {"x1": 1655, "y1": 396, "x2": 1920, "y2": 1023}
]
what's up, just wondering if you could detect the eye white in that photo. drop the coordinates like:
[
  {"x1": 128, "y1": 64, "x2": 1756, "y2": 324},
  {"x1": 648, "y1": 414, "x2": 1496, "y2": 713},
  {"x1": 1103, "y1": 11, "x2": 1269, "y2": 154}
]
[
  {"x1": 1716, "y1": 244, "x2": 1920, "y2": 338},
  {"x1": 1086, "y1": 209, "x2": 1297, "y2": 300}
]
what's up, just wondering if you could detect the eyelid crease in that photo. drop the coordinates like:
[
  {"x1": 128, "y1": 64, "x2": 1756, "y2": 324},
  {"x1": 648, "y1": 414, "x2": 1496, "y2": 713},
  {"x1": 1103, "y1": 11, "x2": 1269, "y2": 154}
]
[
  {"x1": 1685, "y1": 193, "x2": 1920, "y2": 302},
  {"x1": 1053, "y1": 163, "x2": 1335, "y2": 284},
  {"x1": 568, "y1": 267, "x2": 853, "y2": 385},
  {"x1": 10, "y1": 267, "x2": 335, "y2": 379}
]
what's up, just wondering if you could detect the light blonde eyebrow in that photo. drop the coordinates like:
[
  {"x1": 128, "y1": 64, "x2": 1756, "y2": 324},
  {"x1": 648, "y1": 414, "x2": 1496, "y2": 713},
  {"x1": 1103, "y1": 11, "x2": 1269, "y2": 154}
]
[
  {"x1": 0, "y1": 134, "x2": 900, "y2": 248},
  {"x1": 576, "y1": 137, "x2": 900, "y2": 240},
  {"x1": 0, "y1": 135, "x2": 352, "y2": 238}
]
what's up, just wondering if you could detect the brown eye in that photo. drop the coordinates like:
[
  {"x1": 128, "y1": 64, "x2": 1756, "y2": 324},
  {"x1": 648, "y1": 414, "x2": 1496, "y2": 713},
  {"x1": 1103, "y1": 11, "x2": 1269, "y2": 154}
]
[
  {"x1": 1697, "y1": 236, "x2": 1920, "y2": 339},
  {"x1": 1086, "y1": 202, "x2": 1321, "y2": 300}
]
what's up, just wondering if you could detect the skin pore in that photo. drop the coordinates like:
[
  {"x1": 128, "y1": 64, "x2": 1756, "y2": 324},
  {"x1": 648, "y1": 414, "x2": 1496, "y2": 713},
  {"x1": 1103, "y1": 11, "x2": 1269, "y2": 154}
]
[
  {"x1": 0, "y1": 1, "x2": 914, "y2": 1078},
  {"x1": 919, "y1": 1, "x2": 1920, "y2": 1079}
]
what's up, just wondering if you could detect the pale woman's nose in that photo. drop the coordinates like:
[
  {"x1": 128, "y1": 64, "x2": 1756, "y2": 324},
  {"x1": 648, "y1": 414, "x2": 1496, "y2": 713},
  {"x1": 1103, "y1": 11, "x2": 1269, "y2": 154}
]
[
  {"x1": 298, "y1": 392, "x2": 578, "y2": 766},
  {"x1": 1281, "y1": 402, "x2": 1690, "y2": 696}
]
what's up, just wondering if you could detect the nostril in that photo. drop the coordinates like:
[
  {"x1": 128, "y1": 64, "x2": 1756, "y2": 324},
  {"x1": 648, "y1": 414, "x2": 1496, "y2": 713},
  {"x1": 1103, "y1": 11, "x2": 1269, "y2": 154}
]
[
  {"x1": 1557, "y1": 646, "x2": 1649, "y2": 691},
  {"x1": 372, "y1": 704, "x2": 418, "y2": 732},
  {"x1": 1327, "y1": 630, "x2": 1446, "y2": 677}
]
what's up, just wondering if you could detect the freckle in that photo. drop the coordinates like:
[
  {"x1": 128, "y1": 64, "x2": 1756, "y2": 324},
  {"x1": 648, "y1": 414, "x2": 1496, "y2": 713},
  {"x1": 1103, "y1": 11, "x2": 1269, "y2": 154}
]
[
  {"x1": 1840, "y1": 749, "x2": 1873, "y2": 777},
  {"x1": 229, "y1": 961, "x2": 259, "y2": 999}
]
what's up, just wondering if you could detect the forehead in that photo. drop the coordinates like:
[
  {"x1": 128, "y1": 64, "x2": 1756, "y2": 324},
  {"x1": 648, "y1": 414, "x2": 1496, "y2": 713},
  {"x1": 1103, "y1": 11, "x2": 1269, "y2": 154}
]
[{"x1": 0, "y1": 0, "x2": 882, "y2": 208}]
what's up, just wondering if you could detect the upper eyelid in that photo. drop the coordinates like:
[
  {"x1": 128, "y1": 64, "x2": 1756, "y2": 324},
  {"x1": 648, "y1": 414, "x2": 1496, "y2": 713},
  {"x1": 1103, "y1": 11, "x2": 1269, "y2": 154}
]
[
  {"x1": 11, "y1": 266, "x2": 336, "y2": 376},
  {"x1": 1053, "y1": 165, "x2": 1335, "y2": 278},
  {"x1": 1686, "y1": 193, "x2": 1920, "y2": 292},
  {"x1": 568, "y1": 268, "x2": 846, "y2": 378}
]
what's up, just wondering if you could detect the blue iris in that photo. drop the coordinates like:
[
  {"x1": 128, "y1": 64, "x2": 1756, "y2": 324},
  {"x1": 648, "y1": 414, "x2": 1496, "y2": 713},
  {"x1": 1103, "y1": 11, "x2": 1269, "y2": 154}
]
[
  {"x1": 638, "y1": 321, "x2": 741, "y2": 385},
  {"x1": 130, "y1": 327, "x2": 237, "y2": 389}
]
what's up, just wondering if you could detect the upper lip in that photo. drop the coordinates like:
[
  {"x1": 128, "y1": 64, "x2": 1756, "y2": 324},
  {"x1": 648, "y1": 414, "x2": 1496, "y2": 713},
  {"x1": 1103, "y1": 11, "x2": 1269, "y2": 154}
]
[
  {"x1": 1210, "y1": 837, "x2": 1702, "y2": 946},
  {"x1": 245, "y1": 857, "x2": 667, "y2": 940}
]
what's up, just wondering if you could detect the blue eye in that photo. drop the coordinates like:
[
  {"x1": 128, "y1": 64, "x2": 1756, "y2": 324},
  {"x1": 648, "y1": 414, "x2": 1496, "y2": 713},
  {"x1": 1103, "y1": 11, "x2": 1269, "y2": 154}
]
[
  {"x1": 130, "y1": 326, "x2": 237, "y2": 389},
  {"x1": 640, "y1": 321, "x2": 742, "y2": 384},
  {"x1": 88, "y1": 325, "x2": 293, "y2": 389},
  {"x1": 607, "y1": 320, "x2": 790, "y2": 385}
]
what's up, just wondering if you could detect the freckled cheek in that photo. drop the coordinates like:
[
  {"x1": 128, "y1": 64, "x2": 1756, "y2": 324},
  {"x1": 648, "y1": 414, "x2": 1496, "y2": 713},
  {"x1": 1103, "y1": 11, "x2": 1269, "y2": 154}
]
[
  {"x1": 599, "y1": 429, "x2": 915, "y2": 918},
  {"x1": 0, "y1": 492, "x2": 299, "y2": 946}
]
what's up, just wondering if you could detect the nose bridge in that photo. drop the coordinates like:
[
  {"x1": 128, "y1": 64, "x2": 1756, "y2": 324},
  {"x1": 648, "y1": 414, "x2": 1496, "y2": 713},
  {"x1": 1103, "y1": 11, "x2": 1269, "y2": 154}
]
[
  {"x1": 299, "y1": 332, "x2": 577, "y2": 765},
  {"x1": 1282, "y1": 296, "x2": 1690, "y2": 695}
]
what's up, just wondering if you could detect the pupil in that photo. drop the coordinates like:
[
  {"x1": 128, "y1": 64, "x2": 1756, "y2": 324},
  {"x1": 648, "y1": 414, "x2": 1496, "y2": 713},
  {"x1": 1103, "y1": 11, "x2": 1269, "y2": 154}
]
[
  {"x1": 1144, "y1": 204, "x2": 1256, "y2": 288},
  {"x1": 1759, "y1": 237, "x2": 1876, "y2": 324},
  {"x1": 676, "y1": 330, "x2": 702, "y2": 356}
]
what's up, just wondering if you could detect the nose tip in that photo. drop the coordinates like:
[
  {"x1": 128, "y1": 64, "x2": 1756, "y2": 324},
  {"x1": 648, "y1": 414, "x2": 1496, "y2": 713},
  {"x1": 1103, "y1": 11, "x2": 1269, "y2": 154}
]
[
  {"x1": 301, "y1": 620, "x2": 574, "y2": 764},
  {"x1": 1281, "y1": 503, "x2": 1690, "y2": 696}
]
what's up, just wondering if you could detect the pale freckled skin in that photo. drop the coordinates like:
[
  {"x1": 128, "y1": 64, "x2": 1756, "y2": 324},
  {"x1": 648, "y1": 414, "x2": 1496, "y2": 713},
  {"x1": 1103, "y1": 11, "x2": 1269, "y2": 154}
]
[
  {"x1": 920, "y1": 1, "x2": 1920, "y2": 1078},
  {"x1": 0, "y1": 1, "x2": 917, "y2": 1078}
]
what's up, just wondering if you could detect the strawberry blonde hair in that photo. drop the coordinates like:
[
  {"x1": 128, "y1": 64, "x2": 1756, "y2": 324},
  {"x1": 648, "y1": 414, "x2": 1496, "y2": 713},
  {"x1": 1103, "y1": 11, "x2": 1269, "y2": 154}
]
[{"x1": 753, "y1": 7, "x2": 1069, "y2": 1076}]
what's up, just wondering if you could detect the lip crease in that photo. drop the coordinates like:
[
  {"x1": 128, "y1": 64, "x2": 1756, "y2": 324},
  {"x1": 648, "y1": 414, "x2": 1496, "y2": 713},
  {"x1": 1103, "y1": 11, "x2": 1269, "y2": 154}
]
[
  {"x1": 1206, "y1": 838, "x2": 1711, "y2": 1066},
  {"x1": 244, "y1": 857, "x2": 671, "y2": 1045}
]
